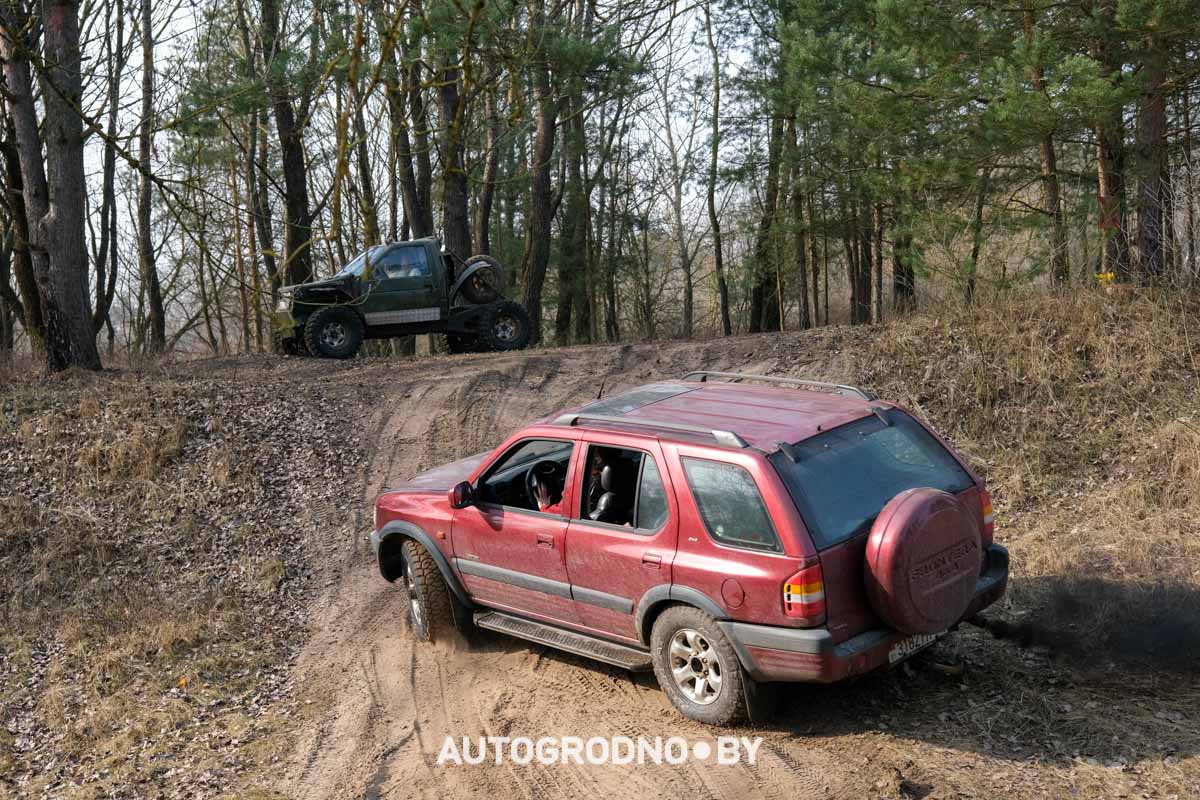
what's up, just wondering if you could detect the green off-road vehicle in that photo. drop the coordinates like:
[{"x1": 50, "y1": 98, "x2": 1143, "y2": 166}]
[{"x1": 272, "y1": 237, "x2": 532, "y2": 359}]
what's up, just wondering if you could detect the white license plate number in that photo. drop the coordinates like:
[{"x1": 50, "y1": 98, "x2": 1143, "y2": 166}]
[{"x1": 888, "y1": 632, "x2": 943, "y2": 665}]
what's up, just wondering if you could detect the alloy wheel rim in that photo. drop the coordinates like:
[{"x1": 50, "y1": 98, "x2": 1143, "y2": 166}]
[
  {"x1": 668, "y1": 628, "x2": 722, "y2": 705},
  {"x1": 404, "y1": 561, "x2": 425, "y2": 634},
  {"x1": 321, "y1": 321, "x2": 347, "y2": 348},
  {"x1": 494, "y1": 315, "x2": 518, "y2": 342}
]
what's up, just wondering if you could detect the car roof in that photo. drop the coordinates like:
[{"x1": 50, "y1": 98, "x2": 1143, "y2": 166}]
[{"x1": 549, "y1": 377, "x2": 880, "y2": 453}]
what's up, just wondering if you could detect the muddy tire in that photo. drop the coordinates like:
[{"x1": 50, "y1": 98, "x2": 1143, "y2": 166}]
[
  {"x1": 478, "y1": 301, "x2": 531, "y2": 352},
  {"x1": 650, "y1": 605, "x2": 748, "y2": 725},
  {"x1": 304, "y1": 306, "x2": 364, "y2": 359},
  {"x1": 459, "y1": 254, "x2": 505, "y2": 304},
  {"x1": 400, "y1": 540, "x2": 468, "y2": 642}
]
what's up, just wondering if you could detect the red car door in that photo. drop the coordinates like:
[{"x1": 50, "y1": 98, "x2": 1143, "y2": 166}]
[
  {"x1": 564, "y1": 434, "x2": 678, "y2": 642},
  {"x1": 452, "y1": 436, "x2": 582, "y2": 625}
]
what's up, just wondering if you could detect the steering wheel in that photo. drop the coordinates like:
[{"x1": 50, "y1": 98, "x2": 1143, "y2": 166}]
[{"x1": 525, "y1": 458, "x2": 564, "y2": 508}]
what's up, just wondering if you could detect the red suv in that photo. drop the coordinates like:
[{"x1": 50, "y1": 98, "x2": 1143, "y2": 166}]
[{"x1": 371, "y1": 371, "x2": 1008, "y2": 724}]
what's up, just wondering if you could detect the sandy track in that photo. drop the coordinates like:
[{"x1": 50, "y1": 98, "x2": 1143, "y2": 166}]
[
  {"x1": 278, "y1": 339, "x2": 873, "y2": 799},
  {"x1": 273, "y1": 336, "x2": 1168, "y2": 800}
]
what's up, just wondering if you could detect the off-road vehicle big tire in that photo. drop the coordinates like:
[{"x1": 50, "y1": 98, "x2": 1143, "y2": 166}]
[
  {"x1": 400, "y1": 540, "x2": 469, "y2": 642},
  {"x1": 304, "y1": 306, "x2": 364, "y2": 359},
  {"x1": 459, "y1": 254, "x2": 505, "y2": 304},
  {"x1": 650, "y1": 605, "x2": 748, "y2": 725},
  {"x1": 479, "y1": 301, "x2": 531, "y2": 352}
]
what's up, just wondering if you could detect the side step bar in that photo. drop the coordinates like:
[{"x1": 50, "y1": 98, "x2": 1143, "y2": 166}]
[{"x1": 474, "y1": 611, "x2": 653, "y2": 672}]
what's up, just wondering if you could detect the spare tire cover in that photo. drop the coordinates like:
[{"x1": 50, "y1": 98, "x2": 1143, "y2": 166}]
[{"x1": 864, "y1": 488, "x2": 980, "y2": 635}]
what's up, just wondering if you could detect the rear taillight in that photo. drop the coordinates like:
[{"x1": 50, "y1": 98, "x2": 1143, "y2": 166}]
[
  {"x1": 980, "y1": 488, "x2": 995, "y2": 547},
  {"x1": 783, "y1": 563, "x2": 826, "y2": 625}
]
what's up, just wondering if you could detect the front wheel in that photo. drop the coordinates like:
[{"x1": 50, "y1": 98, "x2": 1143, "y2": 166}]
[
  {"x1": 400, "y1": 540, "x2": 468, "y2": 642},
  {"x1": 650, "y1": 605, "x2": 748, "y2": 725},
  {"x1": 478, "y1": 301, "x2": 531, "y2": 352},
  {"x1": 304, "y1": 306, "x2": 364, "y2": 359}
]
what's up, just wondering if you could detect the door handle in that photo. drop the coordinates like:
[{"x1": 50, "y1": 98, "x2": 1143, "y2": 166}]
[
  {"x1": 642, "y1": 553, "x2": 661, "y2": 569},
  {"x1": 536, "y1": 533, "x2": 555, "y2": 549}
]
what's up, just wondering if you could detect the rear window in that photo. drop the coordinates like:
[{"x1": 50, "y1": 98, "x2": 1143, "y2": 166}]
[
  {"x1": 769, "y1": 409, "x2": 973, "y2": 549},
  {"x1": 682, "y1": 458, "x2": 781, "y2": 553}
]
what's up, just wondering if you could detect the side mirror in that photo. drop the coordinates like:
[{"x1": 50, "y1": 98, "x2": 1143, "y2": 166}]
[{"x1": 449, "y1": 481, "x2": 474, "y2": 509}]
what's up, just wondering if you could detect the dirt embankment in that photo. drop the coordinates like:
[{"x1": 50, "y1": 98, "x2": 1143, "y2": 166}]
[{"x1": 4, "y1": 291, "x2": 1198, "y2": 799}]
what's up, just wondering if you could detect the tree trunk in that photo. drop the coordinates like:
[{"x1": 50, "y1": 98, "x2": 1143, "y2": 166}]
[
  {"x1": 353, "y1": 87, "x2": 379, "y2": 246},
  {"x1": 404, "y1": 15, "x2": 435, "y2": 240},
  {"x1": 138, "y1": 0, "x2": 166, "y2": 351},
  {"x1": 231, "y1": 164, "x2": 251, "y2": 352},
  {"x1": 0, "y1": 117, "x2": 43, "y2": 350},
  {"x1": 792, "y1": 160, "x2": 810, "y2": 330},
  {"x1": 1185, "y1": 87, "x2": 1196, "y2": 276},
  {"x1": 475, "y1": 88, "x2": 499, "y2": 254},
  {"x1": 1023, "y1": 2, "x2": 1069, "y2": 285},
  {"x1": 1091, "y1": 0, "x2": 1131, "y2": 279},
  {"x1": 376, "y1": 1, "x2": 429, "y2": 239},
  {"x1": 262, "y1": 0, "x2": 313, "y2": 285},
  {"x1": 872, "y1": 203, "x2": 884, "y2": 323},
  {"x1": 1134, "y1": 45, "x2": 1168, "y2": 283},
  {"x1": 750, "y1": 115, "x2": 784, "y2": 333},
  {"x1": 521, "y1": 0, "x2": 558, "y2": 345},
  {"x1": 2, "y1": 1, "x2": 101, "y2": 370},
  {"x1": 966, "y1": 167, "x2": 991, "y2": 302},
  {"x1": 702, "y1": 0, "x2": 731, "y2": 336},
  {"x1": 246, "y1": 118, "x2": 264, "y2": 350},
  {"x1": 438, "y1": 58, "x2": 472, "y2": 261},
  {"x1": 854, "y1": 209, "x2": 873, "y2": 325},
  {"x1": 892, "y1": 232, "x2": 915, "y2": 310},
  {"x1": 92, "y1": 0, "x2": 123, "y2": 336}
]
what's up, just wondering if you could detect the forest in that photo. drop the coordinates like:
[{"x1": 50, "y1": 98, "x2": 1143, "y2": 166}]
[{"x1": 0, "y1": 0, "x2": 1196, "y2": 371}]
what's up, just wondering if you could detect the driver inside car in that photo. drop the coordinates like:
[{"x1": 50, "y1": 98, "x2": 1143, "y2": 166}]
[
  {"x1": 533, "y1": 482, "x2": 561, "y2": 514},
  {"x1": 534, "y1": 450, "x2": 596, "y2": 515}
]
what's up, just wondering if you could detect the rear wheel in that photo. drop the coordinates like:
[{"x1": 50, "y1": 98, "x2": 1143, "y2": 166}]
[
  {"x1": 650, "y1": 605, "x2": 747, "y2": 725},
  {"x1": 478, "y1": 301, "x2": 531, "y2": 352},
  {"x1": 304, "y1": 306, "x2": 364, "y2": 359},
  {"x1": 400, "y1": 540, "x2": 468, "y2": 642}
]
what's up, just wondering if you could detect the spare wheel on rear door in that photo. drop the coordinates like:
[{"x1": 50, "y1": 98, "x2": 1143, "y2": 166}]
[{"x1": 864, "y1": 488, "x2": 980, "y2": 635}]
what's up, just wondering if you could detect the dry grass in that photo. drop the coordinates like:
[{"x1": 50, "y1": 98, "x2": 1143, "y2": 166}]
[
  {"x1": 848, "y1": 288, "x2": 1200, "y2": 673},
  {"x1": 0, "y1": 368, "x2": 365, "y2": 797},
  {"x1": 3, "y1": 291, "x2": 1197, "y2": 797}
]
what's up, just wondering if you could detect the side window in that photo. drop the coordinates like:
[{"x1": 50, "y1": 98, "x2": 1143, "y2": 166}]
[
  {"x1": 379, "y1": 246, "x2": 431, "y2": 279},
  {"x1": 636, "y1": 457, "x2": 668, "y2": 531},
  {"x1": 681, "y1": 458, "x2": 781, "y2": 553},
  {"x1": 477, "y1": 439, "x2": 574, "y2": 513},
  {"x1": 578, "y1": 445, "x2": 669, "y2": 532}
]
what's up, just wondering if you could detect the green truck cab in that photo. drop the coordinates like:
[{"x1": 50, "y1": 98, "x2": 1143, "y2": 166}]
[{"x1": 272, "y1": 238, "x2": 531, "y2": 359}]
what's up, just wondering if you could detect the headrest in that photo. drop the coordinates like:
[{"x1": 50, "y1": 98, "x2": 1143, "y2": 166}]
[
  {"x1": 590, "y1": 491, "x2": 615, "y2": 521},
  {"x1": 600, "y1": 464, "x2": 615, "y2": 492}
]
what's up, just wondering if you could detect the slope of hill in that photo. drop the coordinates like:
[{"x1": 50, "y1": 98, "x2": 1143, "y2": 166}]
[{"x1": 2, "y1": 290, "x2": 1196, "y2": 798}]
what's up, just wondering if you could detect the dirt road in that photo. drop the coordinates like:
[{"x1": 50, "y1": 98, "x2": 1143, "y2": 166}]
[{"x1": 274, "y1": 335, "x2": 1193, "y2": 800}]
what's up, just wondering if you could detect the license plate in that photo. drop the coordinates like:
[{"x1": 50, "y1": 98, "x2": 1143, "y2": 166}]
[{"x1": 888, "y1": 632, "x2": 943, "y2": 665}]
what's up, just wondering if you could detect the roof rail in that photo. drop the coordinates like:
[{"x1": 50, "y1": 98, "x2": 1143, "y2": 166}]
[
  {"x1": 552, "y1": 412, "x2": 749, "y2": 449},
  {"x1": 682, "y1": 370, "x2": 876, "y2": 401}
]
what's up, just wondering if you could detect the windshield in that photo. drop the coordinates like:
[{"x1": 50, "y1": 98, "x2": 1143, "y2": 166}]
[
  {"x1": 769, "y1": 408, "x2": 974, "y2": 549},
  {"x1": 335, "y1": 245, "x2": 388, "y2": 277}
]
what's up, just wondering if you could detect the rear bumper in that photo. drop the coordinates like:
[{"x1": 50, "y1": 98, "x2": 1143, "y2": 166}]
[{"x1": 721, "y1": 543, "x2": 1009, "y2": 683}]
